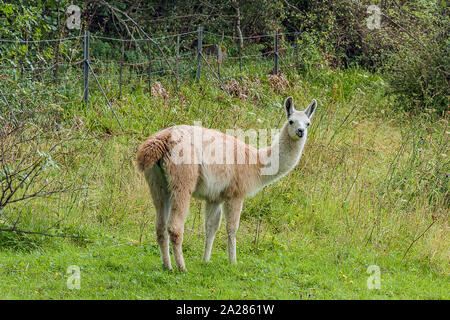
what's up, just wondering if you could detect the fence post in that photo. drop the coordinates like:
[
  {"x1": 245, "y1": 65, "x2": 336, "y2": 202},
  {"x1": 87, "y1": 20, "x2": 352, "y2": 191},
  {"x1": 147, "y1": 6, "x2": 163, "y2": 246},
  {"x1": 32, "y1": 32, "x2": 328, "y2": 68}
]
[
  {"x1": 147, "y1": 41, "x2": 152, "y2": 96},
  {"x1": 176, "y1": 34, "x2": 180, "y2": 92},
  {"x1": 83, "y1": 30, "x2": 89, "y2": 104},
  {"x1": 274, "y1": 30, "x2": 278, "y2": 75},
  {"x1": 294, "y1": 32, "x2": 299, "y2": 72},
  {"x1": 54, "y1": 4, "x2": 61, "y2": 85},
  {"x1": 54, "y1": 37, "x2": 61, "y2": 85},
  {"x1": 238, "y1": 37, "x2": 242, "y2": 72},
  {"x1": 196, "y1": 26, "x2": 203, "y2": 81},
  {"x1": 119, "y1": 40, "x2": 124, "y2": 99},
  {"x1": 217, "y1": 44, "x2": 221, "y2": 81}
]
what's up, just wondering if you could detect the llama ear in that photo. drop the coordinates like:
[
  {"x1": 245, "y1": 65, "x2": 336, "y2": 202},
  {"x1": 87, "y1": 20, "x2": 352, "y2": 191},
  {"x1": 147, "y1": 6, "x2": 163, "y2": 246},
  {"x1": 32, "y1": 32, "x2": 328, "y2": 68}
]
[
  {"x1": 285, "y1": 96, "x2": 294, "y2": 118},
  {"x1": 305, "y1": 99, "x2": 317, "y2": 118}
]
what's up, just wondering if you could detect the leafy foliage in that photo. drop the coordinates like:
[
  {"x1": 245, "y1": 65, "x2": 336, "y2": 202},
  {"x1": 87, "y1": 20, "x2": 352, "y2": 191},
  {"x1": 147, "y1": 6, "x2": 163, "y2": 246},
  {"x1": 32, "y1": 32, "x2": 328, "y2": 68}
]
[{"x1": 1, "y1": 0, "x2": 448, "y2": 111}]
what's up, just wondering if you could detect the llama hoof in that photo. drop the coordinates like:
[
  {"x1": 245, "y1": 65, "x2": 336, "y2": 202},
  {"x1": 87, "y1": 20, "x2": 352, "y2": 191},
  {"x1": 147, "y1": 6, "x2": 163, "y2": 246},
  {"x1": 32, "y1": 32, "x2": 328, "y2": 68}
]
[
  {"x1": 162, "y1": 264, "x2": 173, "y2": 271},
  {"x1": 177, "y1": 265, "x2": 187, "y2": 272}
]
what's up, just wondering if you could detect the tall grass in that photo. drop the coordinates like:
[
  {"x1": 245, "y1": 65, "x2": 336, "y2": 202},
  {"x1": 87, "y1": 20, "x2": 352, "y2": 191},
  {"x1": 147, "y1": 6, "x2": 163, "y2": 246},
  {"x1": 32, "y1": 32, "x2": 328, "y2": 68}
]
[{"x1": 0, "y1": 51, "x2": 448, "y2": 298}]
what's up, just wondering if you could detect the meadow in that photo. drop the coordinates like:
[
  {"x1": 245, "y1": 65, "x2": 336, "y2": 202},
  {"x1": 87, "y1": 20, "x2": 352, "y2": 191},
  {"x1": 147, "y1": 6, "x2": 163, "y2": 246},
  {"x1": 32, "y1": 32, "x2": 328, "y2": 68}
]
[{"x1": 0, "y1": 57, "x2": 448, "y2": 299}]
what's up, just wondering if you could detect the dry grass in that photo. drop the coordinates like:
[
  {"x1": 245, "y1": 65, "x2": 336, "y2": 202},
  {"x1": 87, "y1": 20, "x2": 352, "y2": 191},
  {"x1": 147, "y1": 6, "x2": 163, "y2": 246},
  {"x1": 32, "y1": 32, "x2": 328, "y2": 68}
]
[
  {"x1": 268, "y1": 73, "x2": 290, "y2": 92},
  {"x1": 150, "y1": 81, "x2": 169, "y2": 100},
  {"x1": 224, "y1": 78, "x2": 250, "y2": 99}
]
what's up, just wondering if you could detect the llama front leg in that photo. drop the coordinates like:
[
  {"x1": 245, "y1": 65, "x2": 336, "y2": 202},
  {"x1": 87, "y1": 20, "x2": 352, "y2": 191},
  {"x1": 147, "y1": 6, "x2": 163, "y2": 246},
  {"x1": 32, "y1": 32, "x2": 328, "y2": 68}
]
[
  {"x1": 203, "y1": 202, "x2": 222, "y2": 262},
  {"x1": 224, "y1": 198, "x2": 243, "y2": 264}
]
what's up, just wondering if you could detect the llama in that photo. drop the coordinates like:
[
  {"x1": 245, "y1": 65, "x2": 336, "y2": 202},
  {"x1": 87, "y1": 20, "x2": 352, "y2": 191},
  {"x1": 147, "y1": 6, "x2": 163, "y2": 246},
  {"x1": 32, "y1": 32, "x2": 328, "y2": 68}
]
[{"x1": 137, "y1": 97, "x2": 317, "y2": 271}]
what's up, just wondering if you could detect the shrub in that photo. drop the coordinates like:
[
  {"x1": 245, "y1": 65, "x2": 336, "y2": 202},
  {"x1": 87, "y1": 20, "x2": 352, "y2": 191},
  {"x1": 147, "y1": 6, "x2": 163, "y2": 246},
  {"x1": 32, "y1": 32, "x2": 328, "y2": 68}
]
[{"x1": 385, "y1": 40, "x2": 449, "y2": 114}]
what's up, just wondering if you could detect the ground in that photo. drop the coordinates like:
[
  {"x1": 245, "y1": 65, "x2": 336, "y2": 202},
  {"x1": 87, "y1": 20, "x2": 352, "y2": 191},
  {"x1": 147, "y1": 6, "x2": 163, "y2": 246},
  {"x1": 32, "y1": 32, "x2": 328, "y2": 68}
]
[{"x1": 0, "y1": 62, "x2": 448, "y2": 299}]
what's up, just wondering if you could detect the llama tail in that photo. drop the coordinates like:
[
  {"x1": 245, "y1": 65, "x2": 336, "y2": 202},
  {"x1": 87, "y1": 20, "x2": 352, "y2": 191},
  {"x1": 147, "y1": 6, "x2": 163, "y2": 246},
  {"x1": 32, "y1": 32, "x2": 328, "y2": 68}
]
[{"x1": 136, "y1": 132, "x2": 172, "y2": 171}]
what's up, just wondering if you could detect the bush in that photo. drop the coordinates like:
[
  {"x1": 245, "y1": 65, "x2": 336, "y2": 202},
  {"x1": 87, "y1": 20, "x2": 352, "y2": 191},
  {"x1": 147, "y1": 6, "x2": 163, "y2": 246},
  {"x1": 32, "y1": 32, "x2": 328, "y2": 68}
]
[{"x1": 385, "y1": 40, "x2": 449, "y2": 114}]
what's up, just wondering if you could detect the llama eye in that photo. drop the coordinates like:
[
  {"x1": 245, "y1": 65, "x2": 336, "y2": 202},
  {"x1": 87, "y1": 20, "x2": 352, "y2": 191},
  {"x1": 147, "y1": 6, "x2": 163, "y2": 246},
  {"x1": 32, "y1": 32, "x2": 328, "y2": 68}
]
[
  {"x1": 289, "y1": 120, "x2": 294, "y2": 125},
  {"x1": 306, "y1": 123, "x2": 310, "y2": 127}
]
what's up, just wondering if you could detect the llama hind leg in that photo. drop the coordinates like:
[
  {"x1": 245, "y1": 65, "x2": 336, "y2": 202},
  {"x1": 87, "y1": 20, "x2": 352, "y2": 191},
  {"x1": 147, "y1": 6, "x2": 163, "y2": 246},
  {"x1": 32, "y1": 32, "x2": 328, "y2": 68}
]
[
  {"x1": 155, "y1": 195, "x2": 171, "y2": 269},
  {"x1": 203, "y1": 202, "x2": 222, "y2": 262},
  {"x1": 164, "y1": 160, "x2": 199, "y2": 271},
  {"x1": 167, "y1": 190, "x2": 192, "y2": 271},
  {"x1": 149, "y1": 178, "x2": 172, "y2": 269},
  {"x1": 223, "y1": 198, "x2": 243, "y2": 264}
]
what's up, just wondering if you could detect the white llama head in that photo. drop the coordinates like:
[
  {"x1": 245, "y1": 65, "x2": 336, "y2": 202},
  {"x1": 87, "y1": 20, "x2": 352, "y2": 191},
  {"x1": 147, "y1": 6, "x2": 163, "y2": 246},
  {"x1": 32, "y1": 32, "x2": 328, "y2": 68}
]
[{"x1": 284, "y1": 97, "x2": 317, "y2": 140}]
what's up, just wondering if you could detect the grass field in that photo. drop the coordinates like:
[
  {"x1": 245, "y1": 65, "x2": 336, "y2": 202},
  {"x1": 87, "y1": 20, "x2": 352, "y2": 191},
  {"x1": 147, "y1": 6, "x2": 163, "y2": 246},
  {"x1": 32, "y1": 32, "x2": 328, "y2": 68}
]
[{"x1": 0, "y1": 60, "x2": 448, "y2": 299}]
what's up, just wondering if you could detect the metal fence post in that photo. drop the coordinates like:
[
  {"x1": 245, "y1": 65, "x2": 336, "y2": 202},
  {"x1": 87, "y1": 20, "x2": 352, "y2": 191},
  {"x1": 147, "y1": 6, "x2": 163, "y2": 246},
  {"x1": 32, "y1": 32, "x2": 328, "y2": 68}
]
[
  {"x1": 83, "y1": 30, "x2": 89, "y2": 104},
  {"x1": 217, "y1": 43, "x2": 221, "y2": 81},
  {"x1": 274, "y1": 30, "x2": 278, "y2": 75},
  {"x1": 238, "y1": 37, "x2": 242, "y2": 72},
  {"x1": 295, "y1": 32, "x2": 299, "y2": 72},
  {"x1": 196, "y1": 26, "x2": 203, "y2": 81},
  {"x1": 54, "y1": 37, "x2": 61, "y2": 85},
  {"x1": 147, "y1": 41, "x2": 152, "y2": 96},
  {"x1": 119, "y1": 40, "x2": 124, "y2": 99},
  {"x1": 54, "y1": 4, "x2": 61, "y2": 85},
  {"x1": 176, "y1": 34, "x2": 180, "y2": 91}
]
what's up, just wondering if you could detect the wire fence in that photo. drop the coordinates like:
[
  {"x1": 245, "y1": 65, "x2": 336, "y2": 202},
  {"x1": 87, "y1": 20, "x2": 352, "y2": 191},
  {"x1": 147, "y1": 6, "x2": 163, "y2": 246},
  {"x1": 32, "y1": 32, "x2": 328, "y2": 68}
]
[{"x1": 0, "y1": 27, "x2": 303, "y2": 127}]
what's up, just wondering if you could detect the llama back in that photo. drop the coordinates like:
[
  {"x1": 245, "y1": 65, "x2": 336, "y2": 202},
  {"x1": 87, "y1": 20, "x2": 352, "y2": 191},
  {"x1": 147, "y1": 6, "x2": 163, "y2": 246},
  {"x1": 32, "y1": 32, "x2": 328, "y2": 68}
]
[
  {"x1": 137, "y1": 125, "x2": 264, "y2": 196},
  {"x1": 198, "y1": 128, "x2": 264, "y2": 198}
]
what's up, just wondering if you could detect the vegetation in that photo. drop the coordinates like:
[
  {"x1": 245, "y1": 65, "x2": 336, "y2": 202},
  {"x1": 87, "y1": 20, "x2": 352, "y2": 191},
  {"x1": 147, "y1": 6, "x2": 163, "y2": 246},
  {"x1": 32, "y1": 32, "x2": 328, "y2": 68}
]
[{"x1": 0, "y1": 0, "x2": 448, "y2": 299}]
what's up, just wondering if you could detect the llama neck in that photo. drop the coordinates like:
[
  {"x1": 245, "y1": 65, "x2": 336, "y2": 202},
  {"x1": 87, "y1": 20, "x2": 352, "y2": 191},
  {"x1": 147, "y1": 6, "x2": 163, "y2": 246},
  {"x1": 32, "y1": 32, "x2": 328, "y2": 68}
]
[{"x1": 258, "y1": 123, "x2": 306, "y2": 188}]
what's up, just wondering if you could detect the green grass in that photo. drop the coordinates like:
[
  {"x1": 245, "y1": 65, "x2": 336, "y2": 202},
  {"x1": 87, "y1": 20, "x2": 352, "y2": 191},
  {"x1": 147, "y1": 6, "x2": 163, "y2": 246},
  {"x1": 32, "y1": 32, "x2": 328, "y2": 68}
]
[
  {"x1": 0, "y1": 235, "x2": 447, "y2": 299},
  {"x1": 0, "y1": 57, "x2": 448, "y2": 299}
]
